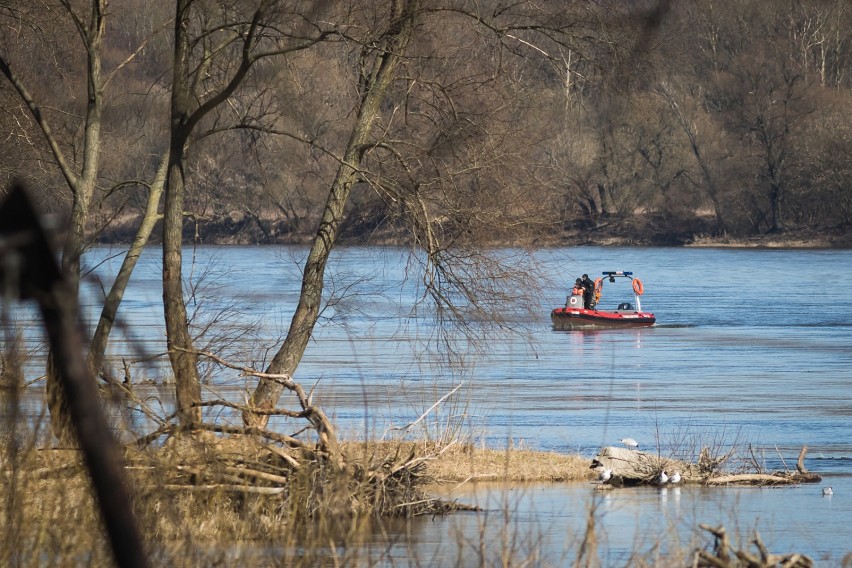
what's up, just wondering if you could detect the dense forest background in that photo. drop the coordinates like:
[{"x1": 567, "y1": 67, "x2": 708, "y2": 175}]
[{"x1": 2, "y1": 0, "x2": 851, "y2": 247}]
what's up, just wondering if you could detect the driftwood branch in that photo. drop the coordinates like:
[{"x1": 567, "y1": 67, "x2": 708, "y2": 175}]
[
  {"x1": 695, "y1": 524, "x2": 813, "y2": 568},
  {"x1": 154, "y1": 484, "x2": 286, "y2": 495},
  {"x1": 180, "y1": 348, "x2": 342, "y2": 466},
  {"x1": 704, "y1": 473, "x2": 796, "y2": 486},
  {"x1": 192, "y1": 422, "x2": 314, "y2": 454},
  {"x1": 796, "y1": 445, "x2": 808, "y2": 473}
]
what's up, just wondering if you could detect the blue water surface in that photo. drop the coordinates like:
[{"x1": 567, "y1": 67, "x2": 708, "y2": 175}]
[{"x1": 8, "y1": 244, "x2": 852, "y2": 564}]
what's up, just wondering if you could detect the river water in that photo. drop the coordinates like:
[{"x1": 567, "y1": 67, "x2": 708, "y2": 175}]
[{"x1": 8, "y1": 245, "x2": 852, "y2": 564}]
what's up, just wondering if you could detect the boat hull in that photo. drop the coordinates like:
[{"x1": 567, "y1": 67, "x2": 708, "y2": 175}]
[{"x1": 551, "y1": 307, "x2": 656, "y2": 330}]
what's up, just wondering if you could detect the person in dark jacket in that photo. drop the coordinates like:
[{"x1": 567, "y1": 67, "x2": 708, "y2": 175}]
[{"x1": 580, "y1": 274, "x2": 595, "y2": 309}]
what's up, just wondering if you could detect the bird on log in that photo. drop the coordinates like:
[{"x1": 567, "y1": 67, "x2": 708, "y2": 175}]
[{"x1": 590, "y1": 445, "x2": 822, "y2": 487}]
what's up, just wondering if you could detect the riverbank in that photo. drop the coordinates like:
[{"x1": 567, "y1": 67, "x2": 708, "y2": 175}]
[
  {"x1": 541, "y1": 223, "x2": 852, "y2": 248},
  {"x1": 96, "y1": 210, "x2": 852, "y2": 249}
]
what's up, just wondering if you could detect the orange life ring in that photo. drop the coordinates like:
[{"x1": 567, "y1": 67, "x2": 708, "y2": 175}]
[
  {"x1": 632, "y1": 278, "x2": 644, "y2": 295},
  {"x1": 594, "y1": 278, "x2": 603, "y2": 293}
]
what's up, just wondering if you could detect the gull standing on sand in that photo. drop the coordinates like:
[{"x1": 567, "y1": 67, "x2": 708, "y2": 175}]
[
  {"x1": 620, "y1": 438, "x2": 639, "y2": 450},
  {"x1": 669, "y1": 471, "x2": 681, "y2": 484},
  {"x1": 823, "y1": 487, "x2": 833, "y2": 496}
]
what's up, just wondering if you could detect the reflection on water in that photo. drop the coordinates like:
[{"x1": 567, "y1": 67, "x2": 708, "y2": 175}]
[
  {"x1": 3, "y1": 246, "x2": 852, "y2": 562},
  {"x1": 336, "y1": 478, "x2": 852, "y2": 566}
]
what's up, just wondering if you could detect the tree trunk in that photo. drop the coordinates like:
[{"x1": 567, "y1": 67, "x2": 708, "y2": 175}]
[
  {"x1": 769, "y1": 181, "x2": 784, "y2": 232},
  {"x1": 245, "y1": 1, "x2": 418, "y2": 450},
  {"x1": 591, "y1": 445, "x2": 821, "y2": 486},
  {"x1": 597, "y1": 183, "x2": 612, "y2": 217},
  {"x1": 161, "y1": 0, "x2": 201, "y2": 426},
  {"x1": 161, "y1": 0, "x2": 269, "y2": 426},
  {"x1": 87, "y1": 154, "x2": 167, "y2": 374},
  {"x1": 43, "y1": 0, "x2": 107, "y2": 443}
]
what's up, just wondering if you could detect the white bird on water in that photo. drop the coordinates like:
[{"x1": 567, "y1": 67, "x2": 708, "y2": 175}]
[
  {"x1": 669, "y1": 471, "x2": 681, "y2": 484},
  {"x1": 620, "y1": 438, "x2": 639, "y2": 450},
  {"x1": 657, "y1": 470, "x2": 669, "y2": 485},
  {"x1": 598, "y1": 468, "x2": 613, "y2": 483},
  {"x1": 823, "y1": 487, "x2": 833, "y2": 496}
]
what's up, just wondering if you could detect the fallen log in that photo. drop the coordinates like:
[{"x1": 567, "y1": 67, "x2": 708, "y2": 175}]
[
  {"x1": 704, "y1": 473, "x2": 799, "y2": 486},
  {"x1": 591, "y1": 445, "x2": 821, "y2": 487}
]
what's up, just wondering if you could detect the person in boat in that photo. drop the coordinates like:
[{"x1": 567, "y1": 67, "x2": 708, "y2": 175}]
[
  {"x1": 580, "y1": 274, "x2": 595, "y2": 309},
  {"x1": 572, "y1": 278, "x2": 584, "y2": 296}
]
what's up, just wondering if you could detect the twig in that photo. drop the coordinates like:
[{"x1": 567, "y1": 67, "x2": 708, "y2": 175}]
[
  {"x1": 775, "y1": 444, "x2": 789, "y2": 473},
  {"x1": 392, "y1": 497, "x2": 442, "y2": 510},
  {"x1": 133, "y1": 423, "x2": 178, "y2": 448},
  {"x1": 177, "y1": 347, "x2": 294, "y2": 382},
  {"x1": 389, "y1": 382, "x2": 463, "y2": 433},
  {"x1": 192, "y1": 398, "x2": 310, "y2": 418},
  {"x1": 221, "y1": 466, "x2": 289, "y2": 485},
  {"x1": 747, "y1": 443, "x2": 763, "y2": 473},
  {"x1": 6, "y1": 461, "x2": 83, "y2": 480},
  {"x1": 261, "y1": 443, "x2": 302, "y2": 470},
  {"x1": 23, "y1": 374, "x2": 46, "y2": 387},
  {"x1": 192, "y1": 422, "x2": 313, "y2": 454}
]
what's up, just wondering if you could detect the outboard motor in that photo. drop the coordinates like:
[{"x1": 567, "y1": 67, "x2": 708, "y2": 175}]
[{"x1": 567, "y1": 293, "x2": 584, "y2": 309}]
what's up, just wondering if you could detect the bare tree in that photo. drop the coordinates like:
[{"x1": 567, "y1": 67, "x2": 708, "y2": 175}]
[
  {"x1": 0, "y1": 0, "x2": 106, "y2": 298},
  {"x1": 1, "y1": 1, "x2": 173, "y2": 440},
  {"x1": 243, "y1": 0, "x2": 419, "y2": 436},
  {"x1": 161, "y1": 0, "x2": 333, "y2": 426},
  {"x1": 244, "y1": 0, "x2": 620, "y2": 429},
  {"x1": 87, "y1": 153, "x2": 168, "y2": 374},
  {"x1": 720, "y1": 36, "x2": 816, "y2": 232},
  {"x1": 658, "y1": 84, "x2": 729, "y2": 232}
]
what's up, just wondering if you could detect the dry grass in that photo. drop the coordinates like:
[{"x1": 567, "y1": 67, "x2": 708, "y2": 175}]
[
  {"x1": 343, "y1": 440, "x2": 594, "y2": 483},
  {"x1": 428, "y1": 445, "x2": 593, "y2": 482},
  {"x1": 0, "y1": 433, "x2": 457, "y2": 566}
]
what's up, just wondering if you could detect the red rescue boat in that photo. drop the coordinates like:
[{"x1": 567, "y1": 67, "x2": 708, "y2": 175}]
[{"x1": 551, "y1": 271, "x2": 656, "y2": 330}]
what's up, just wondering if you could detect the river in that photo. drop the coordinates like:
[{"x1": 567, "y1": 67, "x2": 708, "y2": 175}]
[{"x1": 9, "y1": 245, "x2": 852, "y2": 564}]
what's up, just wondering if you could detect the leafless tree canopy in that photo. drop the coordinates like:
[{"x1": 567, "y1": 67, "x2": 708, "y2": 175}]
[{"x1": 2, "y1": 0, "x2": 847, "y2": 245}]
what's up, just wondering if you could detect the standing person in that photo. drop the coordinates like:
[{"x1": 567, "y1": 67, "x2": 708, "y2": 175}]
[{"x1": 580, "y1": 274, "x2": 594, "y2": 309}]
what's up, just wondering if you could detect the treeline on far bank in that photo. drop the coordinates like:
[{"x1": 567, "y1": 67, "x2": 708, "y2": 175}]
[{"x1": 2, "y1": 1, "x2": 851, "y2": 250}]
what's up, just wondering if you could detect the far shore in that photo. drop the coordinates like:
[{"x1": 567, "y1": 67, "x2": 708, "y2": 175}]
[
  {"x1": 538, "y1": 225, "x2": 852, "y2": 249},
  {"x1": 95, "y1": 214, "x2": 851, "y2": 250}
]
